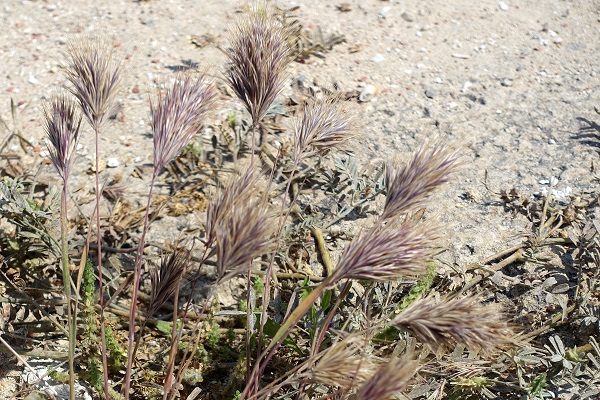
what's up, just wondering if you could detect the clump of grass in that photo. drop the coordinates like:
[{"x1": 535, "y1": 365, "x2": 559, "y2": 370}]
[{"x1": 26, "y1": 3, "x2": 525, "y2": 400}]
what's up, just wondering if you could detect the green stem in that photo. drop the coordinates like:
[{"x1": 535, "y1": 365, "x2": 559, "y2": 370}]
[
  {"x1": 251, "y1": 159, "x2": 299, "y2": 394},
  {"x1": 123, "y1": 169, "x2": 158, "y2": 399},
  {"x1": 60, "y1": 183, "x2": 75, "y2": 400},
  {"x1": 92, "y1": 122, "x2": 110, "y2": 400},
  {"x1": 242, "y1": 275, "x2": 334, "y2": 398}
]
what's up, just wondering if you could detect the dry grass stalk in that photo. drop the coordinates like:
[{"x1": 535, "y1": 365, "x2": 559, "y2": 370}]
[
  {"x1": 292, "y1": 96, "x2": 357, "y2": 162},
  {"x1": 43, "y1": 94, "x2": 82, "y2": 182},
  {"x1": 382, "y1": 143, "x2": 460, "y2": 220},
  {"x1": 225, "y1": 2, "x2": 292, "y2": 127},
  {"x1": 351, "y1": 356, "x2": 419, "y2": 400},
  {"x1": 392, "y1": 295, "x2": 514, "y2": 353},
  {"x1": 63, "y1": 38, "x2": 122, "y2": 128},
  {"x1": 152, "y1": 73, "x2": 217, "y2": 171},
  {"x1": 331, "y1": 219, "x2": 438, "y2": 282}
]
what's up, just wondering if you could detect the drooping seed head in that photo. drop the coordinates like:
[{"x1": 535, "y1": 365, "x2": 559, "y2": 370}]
[
  {"x1": 308, "y1": 334, "x2": 381, "y2": 389},
  {"x1": 206, "y1": 167, "x2": 262, "y2": 247},
  {"x1": 331, "y1": 219, "x2": 438, "y2": 282},
  {"x1": 207, "y1": 168, "x2": 277, "y2": 281},
  {"x1": 151, "y1": 72, "x2": 217, "y2": 171},
  {"x1": 225, "y1": 2, "x2": 292, "y2": 127},
  {"x1": 43, "y1": 94, "x2": 82, "y2": 182},
  {"x1": 352, "y1": 356, "x2": 419, "y2": 400},
  {"x1": 63, "y1": 38, "x2": 122, "y2": 129},
  {"x1": 147, "y1": 249, "x2": 189, "y2": 318},
  {"x1": 391, "y1": 294, "x2": 514, "y2": 353},
  {"x1": 293, "y1": 96, "x2": 358, "y2": 162},
  {"x1": 382, "y1": 143, "x2": 460, "y2": 220}
]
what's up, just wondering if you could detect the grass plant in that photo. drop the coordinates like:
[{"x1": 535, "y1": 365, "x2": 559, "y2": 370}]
[
  {"x1": 43, "y1": 94, "x2": 82, "y2": 400},
  {"x1": 63, "y1": 38, "x2": 123, "y2": 400},
  {"x1": 6, "y1": 2, "x2": 600, "y2": 400}
]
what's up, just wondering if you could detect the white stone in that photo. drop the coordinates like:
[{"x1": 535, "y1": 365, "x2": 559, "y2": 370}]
[{"x1": 371, "y1": 54, "x2": 385, "y2": 63}]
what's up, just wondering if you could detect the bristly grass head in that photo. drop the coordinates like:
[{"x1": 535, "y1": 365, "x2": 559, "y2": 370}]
[
  {"x1": 63, "y1": 38, "x2": 122, "y2": 129},
  {"x1": 391, "y1": 294, "x2": 515, "y2": 353},
  {"x1": 207, "y1": 168, "x2": 277, "y2": 281},
  {"x1": 382, "y1": 142, "x2": 460, "y2": 220},
  {"x1": 43, "y1": 94, "x2": 82, "y2": 182},
  {"x1": 331, "y1": 219, "x2": 438, "y2": 282},
  {"x1": 293, "y1": 96, "x2": 358, "y2": 162},
  {"x1": 151, "y1": 72, "x2": 217, "y2": 171},
  {"x1": 307, "y1": 334, "x2": 381, "y2": 389},
  {"x1": 352, "y1": 356, "x2": 419, "y2": 400},
  {"x1": 147, "y1": 248, "x2": 189, "y2": 318},
  {"x1": 205, "y1": 167, "x2": 262, "y2": 248},
  {"x1": 225, "y1": 2, "x2": 292, "y2": 128}
]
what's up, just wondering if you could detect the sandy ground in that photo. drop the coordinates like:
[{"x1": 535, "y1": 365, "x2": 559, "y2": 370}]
[{"x1": 1, "y1": 0, "x2": 599, "y2": 398}]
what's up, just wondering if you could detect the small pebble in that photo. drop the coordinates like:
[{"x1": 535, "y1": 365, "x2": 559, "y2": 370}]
[
  {"x1": 359, "y1": 84, "x2": 379, "y2": 102},
  {"x1": 434, "y1": 77, "x2": 442, "y2": 83},
  {"x1": 461, "y1": 81, "x2": 473, "y2": 92},
  {"x1": 107, "y1": 158, "x2": 120, "y2": 168},
  {"x1": 500, "y1": 79, "x2": 513, "y2": 87},
  {"x1": 548, "y1": 138, "x2": 556, "y2": 144},
  {"x1": 452, "y1": 53, "x2": 470, "y2": 59},
  {"x1": 498, "y1": 1, "x2": 509, "y2": 11},
  {"x1": 371, "y1": 54, "x2": 385, "y2": 63},
  {"x1": 424, "y1": 89, "x2": 436, "y2": 98},
  {"x1": 447, "y1": 101, "x2": 458, "y2": 109},
  {"x1": 379, "y1": 7, "x2": 391, "y2": 18},
  {"x1": 28, "y1": 76, "x2": 38, "y2": 84},
  {"x1": 401, "y1": 12, "x2": 414, "y2": 22}
]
